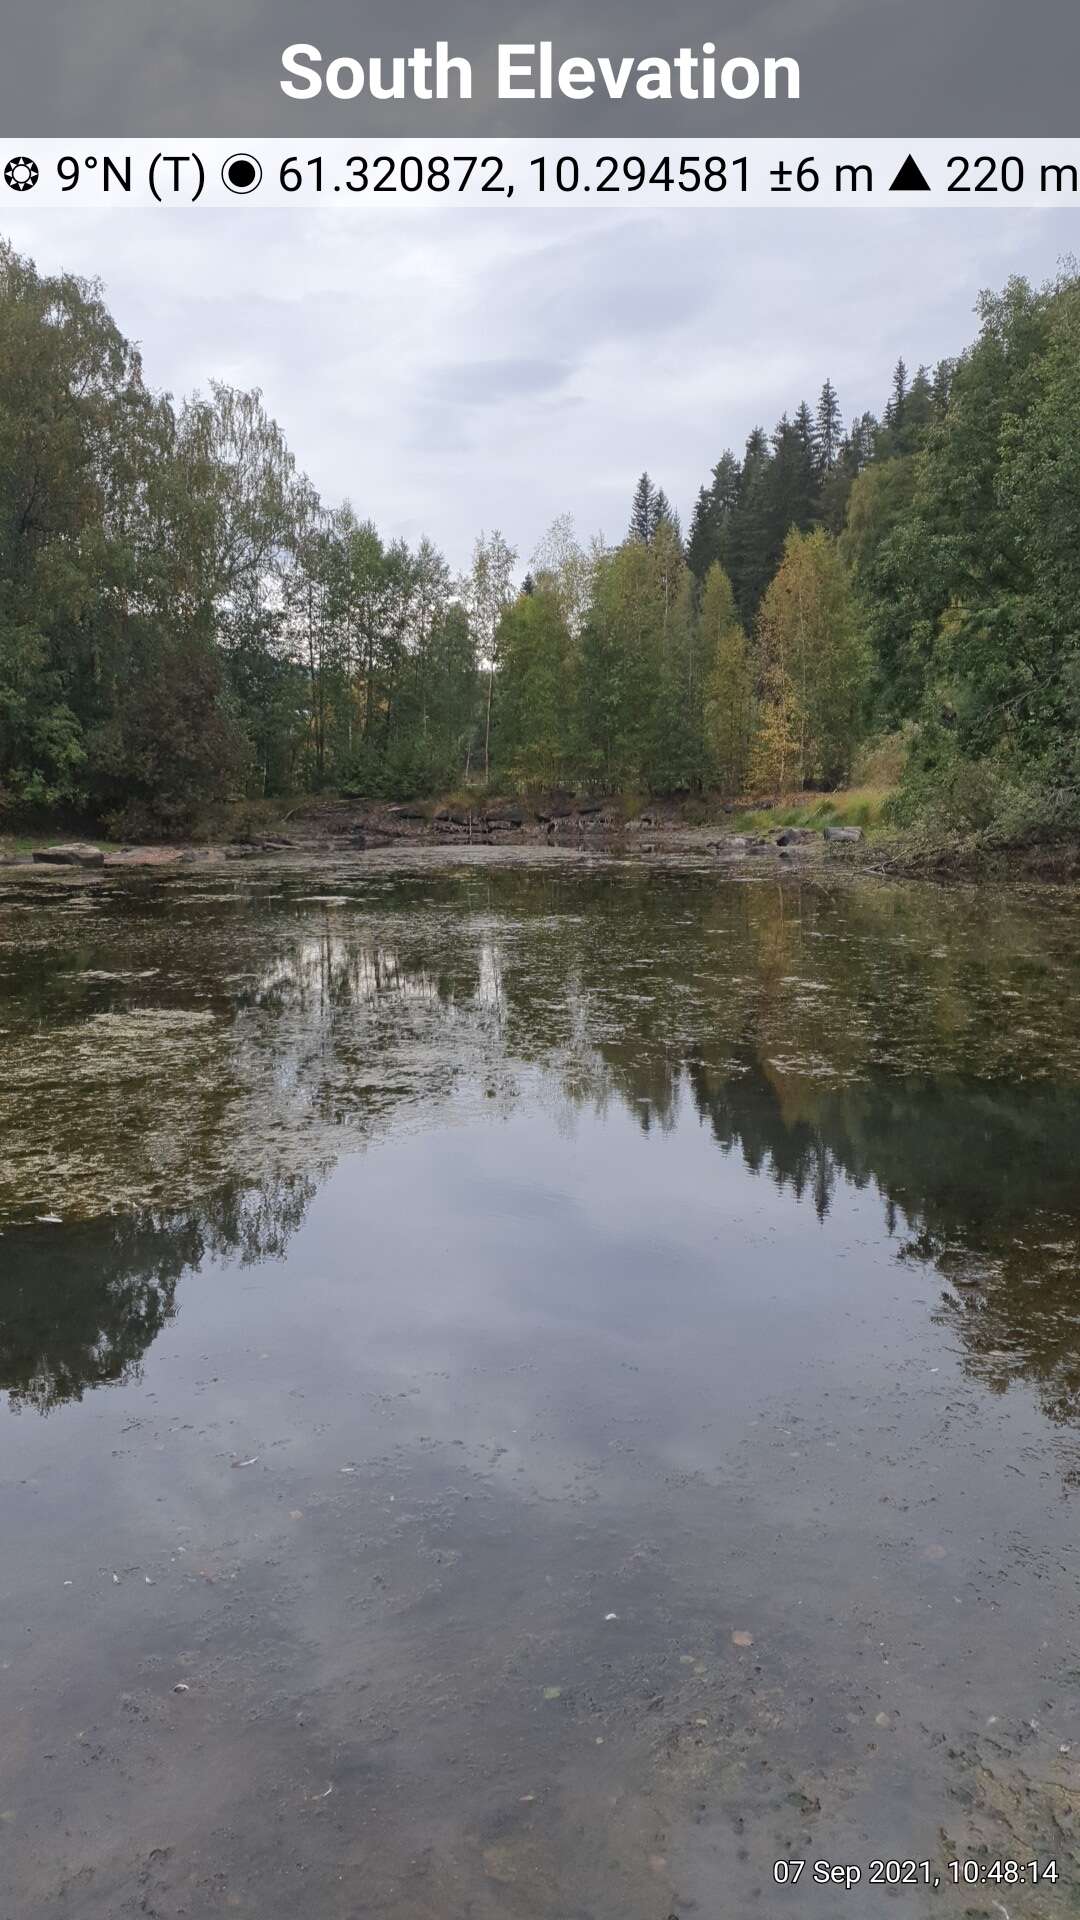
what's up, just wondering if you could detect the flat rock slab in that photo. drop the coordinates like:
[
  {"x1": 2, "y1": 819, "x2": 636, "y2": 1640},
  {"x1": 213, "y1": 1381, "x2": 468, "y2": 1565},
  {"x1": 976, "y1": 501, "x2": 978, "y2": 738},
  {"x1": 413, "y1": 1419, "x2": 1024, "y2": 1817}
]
[
  {"x1": 33, "y1": 844, "x2": 105, "y2": 868},
  {"x1": 104, "y1": 847, "x2": 189, "y2": 868}
]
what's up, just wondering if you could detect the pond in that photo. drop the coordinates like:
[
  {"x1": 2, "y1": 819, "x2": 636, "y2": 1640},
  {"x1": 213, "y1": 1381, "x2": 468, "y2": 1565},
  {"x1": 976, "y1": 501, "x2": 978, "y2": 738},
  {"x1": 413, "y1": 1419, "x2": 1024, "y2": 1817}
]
[{"x1": 1, "y1": 849, "x2": 1078, "y2": 1917}]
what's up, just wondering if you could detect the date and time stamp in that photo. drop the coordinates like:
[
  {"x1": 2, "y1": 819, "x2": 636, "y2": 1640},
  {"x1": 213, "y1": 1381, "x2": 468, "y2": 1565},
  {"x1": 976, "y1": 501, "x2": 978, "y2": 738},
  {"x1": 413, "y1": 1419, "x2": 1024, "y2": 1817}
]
[{"x1": 771, "y1": 1856, "x2": 1059, "y2": 1892}]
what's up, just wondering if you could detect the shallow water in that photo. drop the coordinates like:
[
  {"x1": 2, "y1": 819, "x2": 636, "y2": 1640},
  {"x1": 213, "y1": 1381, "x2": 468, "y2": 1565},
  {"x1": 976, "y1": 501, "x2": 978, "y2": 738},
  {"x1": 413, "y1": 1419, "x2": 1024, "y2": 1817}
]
[{"x1": 1, "y1": 850, "x2": 1078, "y2": 1917}]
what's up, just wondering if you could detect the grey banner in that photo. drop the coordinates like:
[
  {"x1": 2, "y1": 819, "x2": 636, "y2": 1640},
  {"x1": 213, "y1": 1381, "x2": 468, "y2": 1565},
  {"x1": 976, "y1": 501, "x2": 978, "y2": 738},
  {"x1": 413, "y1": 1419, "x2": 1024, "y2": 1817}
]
[{"x1": 2, "y1": 0, "x2": 1078, "y2": 137}]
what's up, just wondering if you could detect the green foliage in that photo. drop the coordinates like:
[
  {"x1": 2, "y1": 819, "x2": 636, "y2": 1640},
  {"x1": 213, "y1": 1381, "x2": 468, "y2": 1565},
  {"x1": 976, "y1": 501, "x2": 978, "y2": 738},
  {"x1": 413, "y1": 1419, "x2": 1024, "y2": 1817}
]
[
  {"x1": 0, "y1": 240, "x2": 479, "y2": 828},
  {"x1": 877, "y1": 271, "x2": 1080, "y2": 842},
  {"x1": 701, "y1": 565, "x2": 753, "y2": 796},
  {"x1": 494, "y1": 584, "x2": 575, "y2": 788},
  {"x1": 4, "y1": 235, "x2": 1078, "y2": 843},
  {"x1": 576, "y1": 523, "x2": 701, "y2": 793},
  {"x1": 754, "y1": 529, "x2": 870, "y2": 789},
  {"x1": 464, "y1": 528, "x2": 517, "y2": 781}
]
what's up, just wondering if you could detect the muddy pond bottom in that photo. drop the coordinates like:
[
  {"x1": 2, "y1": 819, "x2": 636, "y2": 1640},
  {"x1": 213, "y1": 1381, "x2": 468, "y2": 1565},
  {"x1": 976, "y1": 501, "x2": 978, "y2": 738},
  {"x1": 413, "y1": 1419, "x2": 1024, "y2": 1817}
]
[{"x1": 1, "y1": 851, "x2": 1078, "y2": 1918}]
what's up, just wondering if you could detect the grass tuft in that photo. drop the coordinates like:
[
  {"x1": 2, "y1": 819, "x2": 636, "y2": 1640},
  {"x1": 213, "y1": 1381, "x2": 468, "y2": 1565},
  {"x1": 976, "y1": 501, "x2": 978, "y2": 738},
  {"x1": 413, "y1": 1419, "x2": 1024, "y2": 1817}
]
[{"x1": 726, "y1": 786, "x2": 893, "y2": 835}]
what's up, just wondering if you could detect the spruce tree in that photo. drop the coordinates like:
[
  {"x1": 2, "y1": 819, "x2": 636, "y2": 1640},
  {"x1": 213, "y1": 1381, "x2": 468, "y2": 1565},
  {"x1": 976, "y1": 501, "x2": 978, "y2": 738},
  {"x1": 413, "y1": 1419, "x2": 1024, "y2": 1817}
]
[
  {"x1": 653, "y1": 490, "x2": 682, "y2": 548},
  {"x1": 686, "y1": 452, "x2": 741, "y2": 585},
  {"x1": 727, "y1": 427, "x2": 772, "y2": 627},
  {"x1": 629, "y1": 472, "x2": 657, "y2": 543},
  {"x1": 931, "y1": 359, "x2": 954, "y2": 415},
  {"x1": 756, "y1": 413, "x2": 818, "y2": 591},
  {"x1": 884, "y1": 358, "x2": 909, "y2": 444},
  {"x1": 711, "y1": 452, "x2": 741, "y2": 534},
  {"x1": 851, "y1": 411, "x2": 879, "y2": 466},
  {"x1": 904, "y1": 365, "x2": 936, "y2": 446},
  {"x1": 819, "y1": 415, "x2": 873, "y2": 533},
  {"x1": 815, "y1": 379, "x2": 843, "y2": 474},
  {"x1": 686, "y1": 488, "x2": 715, "y2": 581},
  {"x1": 645, "y1": 491, "x2": 672, "y2": 537},
  {"x1": 793, "y1": 401, "x2": 817, "y2": 470}
]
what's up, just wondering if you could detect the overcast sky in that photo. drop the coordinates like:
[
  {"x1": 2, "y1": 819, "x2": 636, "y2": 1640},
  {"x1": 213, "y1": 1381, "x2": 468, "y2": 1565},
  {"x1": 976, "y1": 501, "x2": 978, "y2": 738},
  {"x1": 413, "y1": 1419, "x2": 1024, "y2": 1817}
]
[{"x1": 4, "y1": 206, "x2": 1075, "y2": 572}]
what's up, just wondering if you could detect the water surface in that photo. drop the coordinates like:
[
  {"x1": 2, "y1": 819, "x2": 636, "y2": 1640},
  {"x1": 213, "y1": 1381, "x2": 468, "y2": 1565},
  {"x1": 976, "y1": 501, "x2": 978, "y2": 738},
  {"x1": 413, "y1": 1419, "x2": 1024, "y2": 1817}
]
[{"x1": 2, "y1": 851, "x2": 1078, "y2": 1917}]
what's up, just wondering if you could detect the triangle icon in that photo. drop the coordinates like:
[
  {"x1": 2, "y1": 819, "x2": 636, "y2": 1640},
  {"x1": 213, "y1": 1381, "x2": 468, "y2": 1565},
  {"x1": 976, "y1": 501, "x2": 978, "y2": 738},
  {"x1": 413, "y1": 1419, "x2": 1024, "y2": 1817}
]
[{"x1": 890, "y1": 153, "x2": 931, "y2": 192}]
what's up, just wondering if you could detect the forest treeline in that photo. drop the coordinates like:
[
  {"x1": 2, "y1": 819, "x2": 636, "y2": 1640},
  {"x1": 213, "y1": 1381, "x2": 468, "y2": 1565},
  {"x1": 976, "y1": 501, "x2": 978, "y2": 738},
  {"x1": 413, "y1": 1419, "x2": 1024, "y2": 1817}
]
[{"x1": 2, "y1": 237, "x2": 1079, "y2": 840}]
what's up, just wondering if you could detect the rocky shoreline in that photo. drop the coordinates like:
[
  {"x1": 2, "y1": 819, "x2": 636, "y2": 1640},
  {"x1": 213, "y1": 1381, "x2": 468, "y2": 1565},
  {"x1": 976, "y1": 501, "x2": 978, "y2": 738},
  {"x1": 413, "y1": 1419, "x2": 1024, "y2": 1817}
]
[
  {"x1": 14, "y1": 795, "x2": 1077, "y2": 883},
  {"x1": 1, "y1": 800, "x2": 866, "y2": 874}
]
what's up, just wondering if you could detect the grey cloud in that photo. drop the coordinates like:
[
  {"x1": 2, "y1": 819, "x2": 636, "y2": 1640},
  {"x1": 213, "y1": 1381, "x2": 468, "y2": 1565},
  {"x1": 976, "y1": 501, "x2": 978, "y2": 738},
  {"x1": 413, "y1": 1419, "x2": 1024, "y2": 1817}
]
[
  {"x1": 429, "y1": 355, "x2": 572, "y2": 404},
  {"x1": 4, "y1": 204, "x2": 1076, "y2": 572}
]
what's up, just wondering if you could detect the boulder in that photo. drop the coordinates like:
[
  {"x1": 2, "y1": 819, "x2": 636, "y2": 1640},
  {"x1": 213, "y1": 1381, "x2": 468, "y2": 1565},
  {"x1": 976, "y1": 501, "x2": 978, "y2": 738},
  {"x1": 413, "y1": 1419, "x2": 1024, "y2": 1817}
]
[
  {"x1": 775, "y1": 827, "x2": 819, "y2": 846},
  {"x1": 33, "y1": 843, "x2": 104, "y2": 868},
  {"x1": 823, "y1": 825, "x2": 864, "y2": 842}
]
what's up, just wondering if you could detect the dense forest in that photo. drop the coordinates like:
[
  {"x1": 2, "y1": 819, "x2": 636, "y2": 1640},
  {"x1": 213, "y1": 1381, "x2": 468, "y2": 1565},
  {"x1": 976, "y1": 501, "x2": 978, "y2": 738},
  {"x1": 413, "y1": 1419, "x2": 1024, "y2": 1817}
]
[{"x1": 1, "y1": 237, "x2": 1078, "y2": 841}]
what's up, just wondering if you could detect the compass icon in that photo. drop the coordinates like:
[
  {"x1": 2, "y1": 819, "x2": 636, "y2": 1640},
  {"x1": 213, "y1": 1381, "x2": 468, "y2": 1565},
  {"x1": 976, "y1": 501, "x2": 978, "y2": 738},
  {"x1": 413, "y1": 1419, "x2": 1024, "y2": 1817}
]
[{"x1": 4, "y1": 156, "x2": 38, "y2": 192}]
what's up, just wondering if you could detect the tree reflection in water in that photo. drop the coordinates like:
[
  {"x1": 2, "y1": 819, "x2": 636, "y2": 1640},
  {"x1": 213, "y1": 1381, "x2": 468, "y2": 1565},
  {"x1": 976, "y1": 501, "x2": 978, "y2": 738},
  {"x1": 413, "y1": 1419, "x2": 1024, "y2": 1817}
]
[
  {"x1": 0, "y1": 1175, "x2": 315, "y2": 1412},
  {"x1": 2, "y1": 861, "x2": 1079, "y2": 1423}
]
